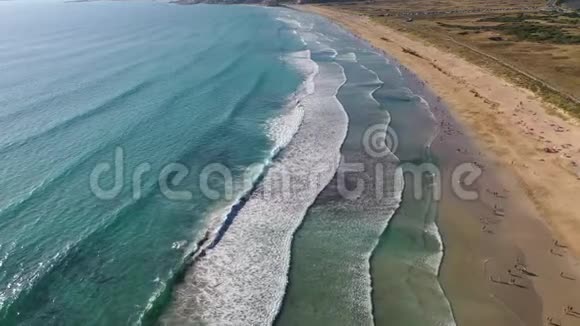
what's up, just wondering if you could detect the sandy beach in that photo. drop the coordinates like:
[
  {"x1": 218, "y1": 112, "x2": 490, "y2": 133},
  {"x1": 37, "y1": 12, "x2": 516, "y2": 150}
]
[{"x1": 297, "y1": 5, "x2": 580, "y2": 326}]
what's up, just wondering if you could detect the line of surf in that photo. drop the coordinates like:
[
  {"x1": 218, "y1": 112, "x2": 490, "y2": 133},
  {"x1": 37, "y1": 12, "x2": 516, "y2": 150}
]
[
  {"x1": 161, "y1": 50, "x2": 349, "y2": 325},
  {"x1": 399, "y1": 67, "x2": 457, "y2": 326},
  {"x1": 354, "y1": 63, "x2": 406, "y2": 326},
  {"x1": 274, "y1": 55, "x2": 404, "y2": 325},
  {"x1": 364, "y1": 57, "x2": 456, "y2": 325},
  {"x1": 133, "y1": 47, "x2": 313, "y2": 325},
  {"x1": 354, "y1": 56, "x2": 454, "y2": 324}
]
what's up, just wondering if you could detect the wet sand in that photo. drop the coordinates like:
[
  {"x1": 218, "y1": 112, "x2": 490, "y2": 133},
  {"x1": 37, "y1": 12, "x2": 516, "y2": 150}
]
[
  {"x1": 433, "y1": 94, "x2": 580, "y2": 326},
  {"x1": 297, "y1": 5, "x2": 580, "y2": 326}
]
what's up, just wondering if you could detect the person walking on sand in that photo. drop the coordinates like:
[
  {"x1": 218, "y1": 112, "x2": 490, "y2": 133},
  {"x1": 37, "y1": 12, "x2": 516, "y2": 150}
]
[
  {"x1": 566, "y1": 305, "x2": 580, "y2": 316},
  {"x1": 547, "y1": 316, "x2": 562, "y2": 326}
]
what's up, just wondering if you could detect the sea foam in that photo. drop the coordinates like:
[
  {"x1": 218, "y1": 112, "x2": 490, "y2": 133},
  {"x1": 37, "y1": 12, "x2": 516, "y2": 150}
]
[{"x1": 161, "y1": 41, "x2": 349, "y2": 326}]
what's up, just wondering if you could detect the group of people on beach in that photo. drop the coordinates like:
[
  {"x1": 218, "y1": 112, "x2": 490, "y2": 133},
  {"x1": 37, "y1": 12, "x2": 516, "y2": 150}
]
[{"x1": 547, "y1": 306, "x2": 580, "y2": 325}]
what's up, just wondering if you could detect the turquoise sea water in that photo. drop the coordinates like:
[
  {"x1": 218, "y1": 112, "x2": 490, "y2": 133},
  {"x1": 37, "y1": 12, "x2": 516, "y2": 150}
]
[
  {"x1": 0, "y1": 2, "x2": 454, "y2": 325},
  {"x1": 0, "y1": 2, "x2": 303, "y2": 324}
]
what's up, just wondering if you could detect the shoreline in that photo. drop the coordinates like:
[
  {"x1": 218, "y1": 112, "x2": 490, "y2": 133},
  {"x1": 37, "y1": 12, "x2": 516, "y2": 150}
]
[
  {"x1": 297, "y1": 4, "x2": 580, "y2": 326},
  {"x1": 272, "y1": 7, "x2": 466, "y2": 325},
  {"x1": 368, "y1": 62, "x2": 458, "y2": 326}
]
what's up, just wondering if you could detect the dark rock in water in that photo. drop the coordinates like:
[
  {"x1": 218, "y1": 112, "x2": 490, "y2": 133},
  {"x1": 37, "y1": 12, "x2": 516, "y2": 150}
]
[{"x1": 196, "y1": 231, "x2": 210, "y2": 248}]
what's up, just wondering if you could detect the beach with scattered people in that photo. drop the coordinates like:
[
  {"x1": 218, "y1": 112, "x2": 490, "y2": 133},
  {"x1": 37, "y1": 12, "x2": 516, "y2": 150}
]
[{"x1": 297, "y1": 5, "x2": 580, "y2": 325}]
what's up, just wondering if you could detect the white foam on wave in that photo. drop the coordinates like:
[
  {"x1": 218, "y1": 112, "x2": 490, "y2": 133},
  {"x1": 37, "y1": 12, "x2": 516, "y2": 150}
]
[
  {"x1": 301, "y1": 67, "x2": 403, "y2": 325},
  {"x1": 298, "y1": 35, "x2": 307, "y2": 47},
  {"x1": 278, "y1": 12, "x2": 455, "y2": 325},
  {"x1": 162, "y1": 50, "x2": 350, "y2": 326},
  {"x1": 336, "y1": 52, "x2": 357, "y2": 63},
  {"x1": 0, "y1": 241, "x2": 72, "y2": 312},
  {"x1": 360, "y1": 63, "x2": 384, "y2": 106},
  {"x1": 275, "y1": 17, "x2": 302, "y2": 29},
  {"x1": 151, "y1": 44, "x2": 319, "y2": 326},
  {"x1": 314, "y1": 31, "x2": 334, "y2": 43},
  {"x1": 413, "y1": 94, "x2": 440, "y2": 153},
  {"x1": 283, "y1": 49, "x2": 317, "y2": 95},
  {"x1": 400, "y1": 185, "x2": 457, "y2": 326},
  {"x1": 267, "y1": 103, "x2": 304, "y2": 154},
  {"x1": 300, "y1": 31, "x2": 319, "y2": 44},
  {"x1": 416, "y1": 95, "x2": 430, "y2": 108},
  {"x1": 395, "y1": 65, "x2": 403, "y2": 76},
  {"x1": 392, "y1": 81, "x2": 455, "y2": 326},
  {"x1": 324, "y1": 48, "x2": 339, "y2": 59},
  {"x1": 299, "y1": 31, "x2": 339, "y2": 61},
  {"x1": 276, "y1": 15, "x2": 315, "y2": 32},
  {"x1": 284, "y1": 49, "x2": 311, "y2": 60},
  {"x1": 418, "y1": 98, "x2": 456, "y2": 326},
  {"x1": 424, "y1": 217, "x2": 445, "y2": 275},
  {"x1": 265, "y1": 49, "x2": 313, "y2": 157},
  {"x1": 359, "y1": 166, "x2": 405, "y2": 324},
  {"x1": 360, "y1": 64, "x2": 382, "y2": 85}
]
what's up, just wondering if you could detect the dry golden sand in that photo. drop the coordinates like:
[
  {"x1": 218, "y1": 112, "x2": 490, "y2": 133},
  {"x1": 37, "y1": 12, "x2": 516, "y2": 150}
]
[{"x1": 296, "y1": 5, "x2": 580, "y2": 325}]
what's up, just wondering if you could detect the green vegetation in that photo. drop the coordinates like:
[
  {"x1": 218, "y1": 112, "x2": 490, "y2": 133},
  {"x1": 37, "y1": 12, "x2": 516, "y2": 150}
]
[
  {"x1": 478, "y1": 13, "x2": 531, "y2": 22},
  {"x1": 562, "y1": 11, "x2": 580, "y2": 19},
  {"x1": 437, "y1": 19, "x2": 580, "y2": 44},
  {"x1": 499, "y1": 22, "x2": 580, "y2": 43},
  {"x1": 437, "y1": 22, "x2": 483, "y2": 30},
  {"x1": 479, "y1": 12, "x2": 580, "y2": 25}
]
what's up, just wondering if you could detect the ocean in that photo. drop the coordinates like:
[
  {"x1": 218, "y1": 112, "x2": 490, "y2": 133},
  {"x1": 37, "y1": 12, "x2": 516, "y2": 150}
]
[{"x1": 0, "y1": 1, "x2": 454, "y2": 325}]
